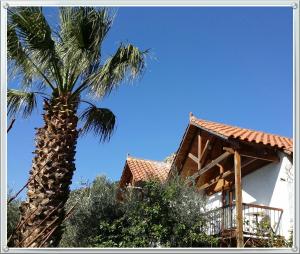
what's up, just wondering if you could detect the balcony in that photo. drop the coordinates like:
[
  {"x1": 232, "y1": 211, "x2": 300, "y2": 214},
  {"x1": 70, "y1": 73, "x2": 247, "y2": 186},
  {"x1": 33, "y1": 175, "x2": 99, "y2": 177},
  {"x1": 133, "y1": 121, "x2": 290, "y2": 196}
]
[{"x1": 205, "y1": 203, "x2": 283, "y2": 239}]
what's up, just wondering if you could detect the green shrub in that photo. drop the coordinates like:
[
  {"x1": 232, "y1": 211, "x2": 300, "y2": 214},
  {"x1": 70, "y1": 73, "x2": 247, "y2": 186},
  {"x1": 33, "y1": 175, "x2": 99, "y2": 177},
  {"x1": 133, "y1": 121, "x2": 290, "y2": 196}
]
[
  {"x1": 59, "y1": 176, "x2": 119, "y2": 247},
  {"x1": 60, "y1": 174, "x2": 219, "y2": 247},
  {"x1": 7, "y1": 190, "x2": 21, "y2": 242}
]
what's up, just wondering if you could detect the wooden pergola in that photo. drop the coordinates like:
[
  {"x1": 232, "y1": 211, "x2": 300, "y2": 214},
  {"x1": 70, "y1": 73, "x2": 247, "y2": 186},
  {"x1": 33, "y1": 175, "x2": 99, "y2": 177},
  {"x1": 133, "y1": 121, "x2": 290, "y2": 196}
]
[{"x1": 171, "y1": 120, "x2": 280, "y2": 247}]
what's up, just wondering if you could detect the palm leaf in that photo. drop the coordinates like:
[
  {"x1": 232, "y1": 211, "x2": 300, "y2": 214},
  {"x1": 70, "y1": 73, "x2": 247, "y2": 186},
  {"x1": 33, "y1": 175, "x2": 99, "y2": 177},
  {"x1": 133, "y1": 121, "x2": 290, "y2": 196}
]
[
  {"x1": 8, "y1": 7, "x2": 62, "y2": 89},
  {"x1": 80, "y1": 106, "x2": 116, "y2": 142},
  {"x1": 59, "y1": 7, "x2": 113, "y2": 90},
  {"x1": 7, "y1": 89, "x2": 38, "y2": 118},
  {"x1": 7, "y1": 23, "x2": 33, "y2": 86},
  {"x1": 82, "y1": 44, "x2": 148, "y2": 98}
]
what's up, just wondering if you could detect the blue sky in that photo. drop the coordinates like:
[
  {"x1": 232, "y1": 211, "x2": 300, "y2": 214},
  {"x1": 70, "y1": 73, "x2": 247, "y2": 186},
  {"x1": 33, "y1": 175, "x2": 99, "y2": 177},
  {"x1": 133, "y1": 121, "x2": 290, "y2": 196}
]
[{"x1": 8, "y1": 7, "x2": 293, "y2": 198}]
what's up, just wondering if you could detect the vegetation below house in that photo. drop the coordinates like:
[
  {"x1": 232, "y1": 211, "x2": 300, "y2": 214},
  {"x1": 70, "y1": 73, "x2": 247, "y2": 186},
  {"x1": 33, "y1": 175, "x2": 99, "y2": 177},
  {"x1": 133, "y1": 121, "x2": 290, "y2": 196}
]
[
  {"x1": 7, "y1": 190, "x2": 21, "y2": 240},
  {"x1": 59, "y1": 175, "x2": 219, "y2": 247},
  {"x1": 7, "y1": 176, "x2": 293, "y2": 248}
]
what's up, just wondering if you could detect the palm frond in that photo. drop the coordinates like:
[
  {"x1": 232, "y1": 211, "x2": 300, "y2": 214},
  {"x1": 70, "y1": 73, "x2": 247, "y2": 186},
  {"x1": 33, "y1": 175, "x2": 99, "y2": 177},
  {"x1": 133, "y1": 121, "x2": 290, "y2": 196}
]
[
  {"x1": 8, "y1": 7, "x2": 63, "y2": 89},
  {"x1": 7, "y1": 89, "x2": 38, "y2": 118},
  {"x1": 80, "y1": 105, "x2": 116, "y2": 142},
  {"x1": 59, "y1": 7, "x2": 113, "y2": 90},
  {"x1": 7, "y1": 23, "x2": 33, "y2": 86},
  {"x1": 84, "y1": 44, "x2": 148, "y2": 98}
]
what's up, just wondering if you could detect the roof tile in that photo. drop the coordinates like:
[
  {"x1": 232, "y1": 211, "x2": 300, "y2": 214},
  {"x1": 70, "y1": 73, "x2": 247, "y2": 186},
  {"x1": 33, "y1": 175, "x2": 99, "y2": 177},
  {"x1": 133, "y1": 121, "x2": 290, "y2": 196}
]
[
  {"x1": 126, "y1": 157, "x2": 171, "y2": 183},
  {"x1": 190, "y1": 116, "x2": 293, "y2": 153}
]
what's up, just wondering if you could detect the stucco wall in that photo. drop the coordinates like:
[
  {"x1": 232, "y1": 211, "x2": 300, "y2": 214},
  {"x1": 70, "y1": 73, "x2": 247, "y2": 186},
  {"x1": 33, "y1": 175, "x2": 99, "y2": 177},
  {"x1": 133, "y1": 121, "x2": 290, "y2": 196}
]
[
  {"x1": 205, "y1": 152, "x2": 293, "y2": 239},
  {"x1": 206, "y1": 191, "x2": 222, "y2": 210},
  {"x1": 242, "y1": 152, "x2": 293, "y2": 239}
]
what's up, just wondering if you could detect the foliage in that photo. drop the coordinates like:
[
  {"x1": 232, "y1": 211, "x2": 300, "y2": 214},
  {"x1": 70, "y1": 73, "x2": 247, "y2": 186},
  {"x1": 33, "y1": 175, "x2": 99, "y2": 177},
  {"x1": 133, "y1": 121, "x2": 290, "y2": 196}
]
[
  {"x1": 163, "y1": 153, "x2": 176, "y2": 164},
  {"x1": 7, "y1": 190, "x2": 21, "y2": 239},
  {"x1": 60, "y1": 175, "x2": 219, "y2": 248},
  {"x1": 243, "y1": 216, "x2": 292, "y2": 247},
  {"x1": 7, "y1": 7, "x2": 148, "y2": 142},
  {"x1": 59, "y1": 176, "x2": 119, "y2": 247}
]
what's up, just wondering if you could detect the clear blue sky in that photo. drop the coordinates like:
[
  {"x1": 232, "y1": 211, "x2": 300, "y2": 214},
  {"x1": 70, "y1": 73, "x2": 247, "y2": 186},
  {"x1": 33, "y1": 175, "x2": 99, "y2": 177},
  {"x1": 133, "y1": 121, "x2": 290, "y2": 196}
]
[{"x1": 8, "y1": 7, "x2": 293, "y2": 198}]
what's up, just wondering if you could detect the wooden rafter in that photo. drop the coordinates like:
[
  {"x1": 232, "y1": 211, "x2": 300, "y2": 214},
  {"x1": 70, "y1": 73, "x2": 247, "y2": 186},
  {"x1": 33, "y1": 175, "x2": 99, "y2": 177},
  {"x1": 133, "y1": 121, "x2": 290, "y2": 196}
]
[
  {"x1": 179, "y1": 130, "x2": 198, "y2": 175},
  {"x1": 188, "y1": 153, "x2": 198, "y2": 164},
  {"x1": 201, "y1": 137, "x2": 217, "y2": 167},
  {"x1": 239, "y1": 149, "x2": 279, "y2": 162},
  {"x1": 199, "y1": 139, "x2": 210, "y2": 165},
  {"x1": 217, "y1": 163, "x2": 224, "y2": 174},
  {"x1": 188, "y1": 137, "x2": 212, "y2": 169},
  {"x1": 188, "y1": 150, "x2": 233, "y2": 182},
  {"x1": 224, "y1": 146, "x2": 279, "y2": 162},
  {"x1": 199, "y1": 170, "x2": 233, "y2": 190},
  {"x1": 198, "y1": 157, "x2": 257, "y2": 191}
]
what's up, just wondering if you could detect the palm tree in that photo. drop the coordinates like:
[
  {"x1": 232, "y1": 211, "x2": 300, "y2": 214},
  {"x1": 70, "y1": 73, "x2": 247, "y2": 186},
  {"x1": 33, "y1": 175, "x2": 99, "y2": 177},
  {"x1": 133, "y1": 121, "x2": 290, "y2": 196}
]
[{"x1": 7, "y1": 7, "x2": 147, "y2": 247}]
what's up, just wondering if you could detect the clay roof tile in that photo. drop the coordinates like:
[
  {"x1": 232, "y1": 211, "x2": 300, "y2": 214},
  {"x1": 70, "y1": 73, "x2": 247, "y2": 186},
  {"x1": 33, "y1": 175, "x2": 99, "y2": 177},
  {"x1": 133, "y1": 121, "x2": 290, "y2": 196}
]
[
  {"x1": 126, "y1": 156, "x2": 171, "y2": 183},
  {"x1": 190, "y1": 116, "x2": 293, "y2": 153}
]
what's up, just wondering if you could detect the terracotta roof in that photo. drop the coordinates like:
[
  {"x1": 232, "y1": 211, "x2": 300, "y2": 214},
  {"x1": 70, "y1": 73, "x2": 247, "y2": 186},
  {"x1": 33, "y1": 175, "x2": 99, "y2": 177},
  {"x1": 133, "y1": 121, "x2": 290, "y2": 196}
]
[
  {"x1": 190, "y1": 115, "x2": 293, "y2": 154},
  {"x1": 126, "y1": 156, "x2": 171, "y2": 183}
]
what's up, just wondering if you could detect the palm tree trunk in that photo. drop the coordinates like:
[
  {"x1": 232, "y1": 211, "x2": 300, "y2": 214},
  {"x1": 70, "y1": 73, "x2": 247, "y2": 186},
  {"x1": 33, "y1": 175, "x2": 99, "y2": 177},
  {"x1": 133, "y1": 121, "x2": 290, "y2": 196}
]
[{"x1": 13, "y1": 94, "x2": 78, "y2": 247}]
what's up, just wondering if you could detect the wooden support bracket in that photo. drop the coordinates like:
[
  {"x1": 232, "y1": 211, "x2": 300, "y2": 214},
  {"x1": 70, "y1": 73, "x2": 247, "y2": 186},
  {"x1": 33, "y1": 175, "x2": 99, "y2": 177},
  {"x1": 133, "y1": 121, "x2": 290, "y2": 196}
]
[
  {"x1": 188, "y1": 153, "x2": 199, "y2": 164},
  {"x1": 199, "y1": 157, "x2": 257, "y2": 191},
  {"x1": 188, "y1": 151, "x2": 233, "y2": 182},
  {"x1": 200, "y1": 140, "x2": 211, "y2": 165}
]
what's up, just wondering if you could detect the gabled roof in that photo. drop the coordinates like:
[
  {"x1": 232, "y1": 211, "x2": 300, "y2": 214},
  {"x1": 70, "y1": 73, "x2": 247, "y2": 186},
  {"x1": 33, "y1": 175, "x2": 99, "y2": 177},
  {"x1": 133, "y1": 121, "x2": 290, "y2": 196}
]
[
  {"x1": 170, "y1": 114, "x2": 293, "y2": 178},
  {"x1": 119, "y1": 156, "x2": 171, "y2": 188},
  {"x1": 190, "y1": 115, "x2": 293, "y2": 154}
]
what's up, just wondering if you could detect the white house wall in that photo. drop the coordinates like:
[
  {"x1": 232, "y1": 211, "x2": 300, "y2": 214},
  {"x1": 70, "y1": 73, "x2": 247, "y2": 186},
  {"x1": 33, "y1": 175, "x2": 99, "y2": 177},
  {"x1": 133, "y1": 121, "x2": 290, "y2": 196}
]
[
  {"x1": 206, "y1": 191, "x2": 222, "y2": 210},
  {"x1": 241, "y1": 152, "x2": 293, "y2": 239},
  {"x1": 205, "y1": 152, "x2": 293, "y2": 240}
]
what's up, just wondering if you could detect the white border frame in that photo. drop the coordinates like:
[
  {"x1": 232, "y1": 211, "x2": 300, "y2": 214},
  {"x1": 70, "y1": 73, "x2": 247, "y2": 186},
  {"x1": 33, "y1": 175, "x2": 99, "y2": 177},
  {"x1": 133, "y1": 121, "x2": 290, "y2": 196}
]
[{"x1": 1, "y1": 1, "x2": 299, "y2": 253}]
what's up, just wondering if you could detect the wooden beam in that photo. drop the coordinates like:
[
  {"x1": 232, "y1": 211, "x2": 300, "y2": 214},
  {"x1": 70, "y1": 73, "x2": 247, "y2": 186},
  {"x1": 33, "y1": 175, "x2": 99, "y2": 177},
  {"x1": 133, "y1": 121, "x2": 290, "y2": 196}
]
[
  {"x1": 224, "y1": 146, "x2": 279, "y2": 162},
  {"x1": 198, "y1": 134, "x2": 202, "y2": 170},
  {"x1": 178, "y1": 131, "x2": 198, "y2": 176},
  {"x1": 188, "y1": 151, "x2": 232, "y2": 182},
  {"x1": 199, "y1": 158, "x2": 257, "y2": 191},
  {"x1": 188, "y1": 153, "x2": 199, "y2": 164},
  {"x1": 201, "y1": 137, "x2": 217, "y2": 169},
  {"x1": 217, "y1": 163, "x2": 224, "y2": 174},
  {"x1": 199, "y1": 170, "x2": 233, "y2": 190},
  {"x1": 199, "y1": 140, "x2": 210, "y2": 165},
  {"x1": 240, "y1": 158, "x2": 257, "y2": 170},
  {"x1": 239, "y1": 149, "x2": 279, "y2": 162},
  {"x1": 223, "y1": 147, "x2": 235, "y2": 154},
  {"x1": 234, "y1": 150, "x2": 244, "y2": 248}
]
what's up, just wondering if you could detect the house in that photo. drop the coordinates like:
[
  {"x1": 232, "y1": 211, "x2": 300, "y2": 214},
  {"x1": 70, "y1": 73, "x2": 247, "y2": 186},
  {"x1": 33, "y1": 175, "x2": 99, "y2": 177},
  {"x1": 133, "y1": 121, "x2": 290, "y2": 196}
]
[
  {"x1": 168, "y1": 113, "x2": 293, "y2": 247},
  {"x1": 117, "y1": 113, "x2": 293, "y2": 247},
  {"x1": 118, "y1": 155, "x2": 171, "y2": 199}
]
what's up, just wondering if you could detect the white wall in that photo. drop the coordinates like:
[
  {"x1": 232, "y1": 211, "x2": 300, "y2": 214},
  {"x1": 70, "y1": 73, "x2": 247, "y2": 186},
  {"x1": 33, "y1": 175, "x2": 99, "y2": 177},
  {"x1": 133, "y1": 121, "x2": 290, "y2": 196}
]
[
  {"x1": 242, "y1": 152, "x2": 294, "y2": 239},
  {"x1": 206, "y1": 191, "x2": 222, "y2": 210},
  {"x1": 204, "y1": 152, "x2": 294, "y2": 240}
]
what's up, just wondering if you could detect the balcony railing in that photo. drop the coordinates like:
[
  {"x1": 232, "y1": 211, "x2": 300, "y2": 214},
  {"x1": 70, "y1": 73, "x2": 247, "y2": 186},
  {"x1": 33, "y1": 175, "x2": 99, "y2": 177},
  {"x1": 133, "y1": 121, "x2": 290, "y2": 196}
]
[{"x1": 204, "y1": 203, "x2": 283, "y2": 237}]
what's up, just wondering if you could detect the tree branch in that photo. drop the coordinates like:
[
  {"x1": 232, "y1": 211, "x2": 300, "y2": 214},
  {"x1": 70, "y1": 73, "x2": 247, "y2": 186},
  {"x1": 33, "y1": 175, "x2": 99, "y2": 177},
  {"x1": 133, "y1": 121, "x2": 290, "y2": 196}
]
[{"x1": 7, "y1": 118, "x2": 16, "y2": 133}]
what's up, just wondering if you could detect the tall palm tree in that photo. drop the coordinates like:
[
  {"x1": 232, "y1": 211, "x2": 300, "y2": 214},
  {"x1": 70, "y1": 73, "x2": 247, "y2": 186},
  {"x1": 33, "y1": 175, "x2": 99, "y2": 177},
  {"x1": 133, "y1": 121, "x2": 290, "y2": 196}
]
[{"x1": 7, "y1": 7, "x2": 147, "y2": 247}]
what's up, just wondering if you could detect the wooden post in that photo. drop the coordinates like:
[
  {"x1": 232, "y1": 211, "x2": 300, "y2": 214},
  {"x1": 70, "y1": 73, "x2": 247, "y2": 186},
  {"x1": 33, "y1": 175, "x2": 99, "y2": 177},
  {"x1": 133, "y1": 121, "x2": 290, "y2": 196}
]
[
  {"x1": 234, "y1": 150, "x2": 244, "y2": 248},
  {"x1": 197, "y1": 133, "x2": 202, "y2": 170}
]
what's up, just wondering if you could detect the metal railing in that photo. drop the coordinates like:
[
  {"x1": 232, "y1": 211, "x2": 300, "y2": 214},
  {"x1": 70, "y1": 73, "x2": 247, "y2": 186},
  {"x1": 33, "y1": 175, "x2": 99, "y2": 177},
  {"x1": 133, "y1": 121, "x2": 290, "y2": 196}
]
[{"x1": 204, "y1": 203, "x2": 283, "y2": 237}]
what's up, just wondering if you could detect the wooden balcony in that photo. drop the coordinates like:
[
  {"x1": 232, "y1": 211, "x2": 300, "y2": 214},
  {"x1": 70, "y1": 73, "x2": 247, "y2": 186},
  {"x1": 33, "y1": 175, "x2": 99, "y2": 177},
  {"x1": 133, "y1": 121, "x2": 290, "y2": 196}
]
[{"x1": 205, "y1": 203, "x2": 283, "y2": 239}]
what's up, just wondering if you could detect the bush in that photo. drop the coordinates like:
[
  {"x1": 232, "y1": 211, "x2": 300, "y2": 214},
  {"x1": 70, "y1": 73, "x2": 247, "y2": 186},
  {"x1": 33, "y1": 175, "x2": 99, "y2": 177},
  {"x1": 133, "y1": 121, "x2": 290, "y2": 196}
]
[
  {"x1": 60, "y1": 175, "x2": 219, "y2": 247},
  {"x1": 59, "y1": 176, "x2": 118, "y2": 247},
  {"x1": 7, "y1": 190, "x2": 21, "y2": 242}
]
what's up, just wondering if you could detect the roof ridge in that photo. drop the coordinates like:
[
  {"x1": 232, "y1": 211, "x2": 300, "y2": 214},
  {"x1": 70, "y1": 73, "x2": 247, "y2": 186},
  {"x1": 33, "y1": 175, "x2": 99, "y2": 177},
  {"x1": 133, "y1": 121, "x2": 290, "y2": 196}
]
[
  {"x1": 191, "y1": 115, "x2": 292, "y2": 141},
  {"x1": 127, "y1": 155, "x2": 171, "y2": 165}
]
